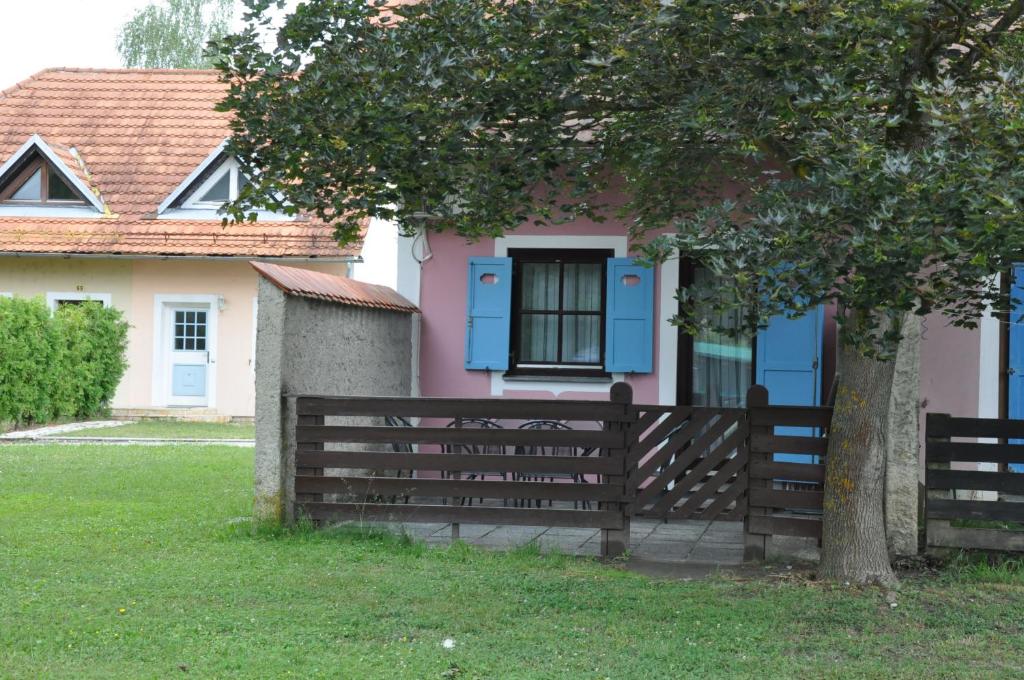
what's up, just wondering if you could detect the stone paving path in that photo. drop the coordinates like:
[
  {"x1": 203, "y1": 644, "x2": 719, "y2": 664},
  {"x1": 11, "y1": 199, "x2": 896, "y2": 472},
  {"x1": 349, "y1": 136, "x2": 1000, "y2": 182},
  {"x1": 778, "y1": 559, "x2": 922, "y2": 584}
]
[
  {"x1": 0, "y1": 420, "x2": 129, "y2": 439},
  {"x1": 366, "y1": 519, "x2": 818, "y2": 565}
]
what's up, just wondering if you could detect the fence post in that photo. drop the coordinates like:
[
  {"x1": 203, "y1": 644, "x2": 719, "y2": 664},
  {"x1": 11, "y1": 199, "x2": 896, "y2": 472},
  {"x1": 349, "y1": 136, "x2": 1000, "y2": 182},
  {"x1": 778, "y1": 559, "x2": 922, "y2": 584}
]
[
  {"x1": 744, "y1": 385, "x2": 771, "y2": 561},
  {"x1": 924, "y1": 413, "x2": 952, "y2": 551},
  {"x1": 601, "y1": 382, "x2": 633, "y2": 558}
]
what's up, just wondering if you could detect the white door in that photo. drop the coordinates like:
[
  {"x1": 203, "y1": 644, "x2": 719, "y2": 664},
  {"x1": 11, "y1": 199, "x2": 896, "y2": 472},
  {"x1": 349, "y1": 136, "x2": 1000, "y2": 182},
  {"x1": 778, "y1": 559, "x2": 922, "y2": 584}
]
[{"x1": 166, "y1": 305, "x2": 212, "y2": 407}]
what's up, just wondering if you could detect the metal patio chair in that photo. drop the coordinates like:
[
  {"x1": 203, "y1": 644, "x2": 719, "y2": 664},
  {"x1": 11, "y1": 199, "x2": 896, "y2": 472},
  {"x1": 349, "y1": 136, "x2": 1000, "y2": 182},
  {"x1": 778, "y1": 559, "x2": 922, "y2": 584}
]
[
  {"x1": 516, "y1": 419, "x2": 592, "y2": 509},
  {"x1": 443, "y1": 418, "x2": 507, "y2": 506}
]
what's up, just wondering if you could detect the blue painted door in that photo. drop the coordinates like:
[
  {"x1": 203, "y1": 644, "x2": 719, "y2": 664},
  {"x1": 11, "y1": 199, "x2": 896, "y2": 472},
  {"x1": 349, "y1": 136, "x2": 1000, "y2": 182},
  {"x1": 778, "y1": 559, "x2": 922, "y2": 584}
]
[
  {"x1": 1009, "y1": 265, "x2": 1024, "y2": 471},
  {"x1": 756, "y1": 306, "x2": 825, "y2": 463}
]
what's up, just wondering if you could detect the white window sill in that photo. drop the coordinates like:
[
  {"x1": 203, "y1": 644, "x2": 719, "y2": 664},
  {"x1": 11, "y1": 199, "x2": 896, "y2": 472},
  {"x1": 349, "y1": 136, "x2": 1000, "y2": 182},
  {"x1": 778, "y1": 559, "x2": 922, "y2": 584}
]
[{"x1": 502, "y1": 374, "x2": 613, "y2": 384}]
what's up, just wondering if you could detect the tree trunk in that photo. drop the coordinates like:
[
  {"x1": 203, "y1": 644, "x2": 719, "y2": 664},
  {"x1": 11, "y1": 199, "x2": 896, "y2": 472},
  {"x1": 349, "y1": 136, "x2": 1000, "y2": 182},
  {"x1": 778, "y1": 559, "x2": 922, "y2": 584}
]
[
  {"x1": 819, "y1": 342, "x2": 898, "y2": 586},
  {"x1": 885, "y1": 312, "x2": 921, "y2": 557}
]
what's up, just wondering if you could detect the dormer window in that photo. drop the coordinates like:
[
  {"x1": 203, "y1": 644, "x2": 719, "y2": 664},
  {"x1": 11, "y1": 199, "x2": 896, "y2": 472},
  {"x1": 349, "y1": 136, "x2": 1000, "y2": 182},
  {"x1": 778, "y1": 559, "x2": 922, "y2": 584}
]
[
  {"x1": 0, "y1": 156, "x2": 88, "y2": 205},
  {"x1": 180, "y1": 158, "x2": 249, "y2": 209}
]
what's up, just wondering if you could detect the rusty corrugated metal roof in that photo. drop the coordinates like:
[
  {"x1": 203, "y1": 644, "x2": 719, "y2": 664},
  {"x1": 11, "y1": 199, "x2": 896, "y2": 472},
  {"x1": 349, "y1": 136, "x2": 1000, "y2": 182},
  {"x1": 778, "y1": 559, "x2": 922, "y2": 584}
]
[{"x1": 251, "y1": 261, "x2": 418, "y2": 313}]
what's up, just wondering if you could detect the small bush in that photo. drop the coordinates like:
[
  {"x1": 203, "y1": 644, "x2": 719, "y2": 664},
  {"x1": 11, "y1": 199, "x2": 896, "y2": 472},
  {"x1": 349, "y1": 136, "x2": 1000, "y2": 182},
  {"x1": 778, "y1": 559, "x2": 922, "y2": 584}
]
[{"x1": 0, "y1": 296, "x2": 128, "y2": 426}]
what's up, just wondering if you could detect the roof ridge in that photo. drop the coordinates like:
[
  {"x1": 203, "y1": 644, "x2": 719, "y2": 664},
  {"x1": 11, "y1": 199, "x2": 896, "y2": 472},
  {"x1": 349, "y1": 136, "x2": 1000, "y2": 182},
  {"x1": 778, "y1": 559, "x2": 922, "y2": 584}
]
[{"x1": 0, "y1": 67, "x2": 222, "y2": 98}]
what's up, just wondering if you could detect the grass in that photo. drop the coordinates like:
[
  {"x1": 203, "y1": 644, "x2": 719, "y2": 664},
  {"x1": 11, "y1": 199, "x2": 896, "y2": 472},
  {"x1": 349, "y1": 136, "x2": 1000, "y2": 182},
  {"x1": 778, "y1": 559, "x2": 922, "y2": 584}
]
[
  {"x1": 1, "y1": 445, "x2": 1023, "y2": 679},
  {"x1": 71, "y1": 420, "x2": 254, "y2": 440}
]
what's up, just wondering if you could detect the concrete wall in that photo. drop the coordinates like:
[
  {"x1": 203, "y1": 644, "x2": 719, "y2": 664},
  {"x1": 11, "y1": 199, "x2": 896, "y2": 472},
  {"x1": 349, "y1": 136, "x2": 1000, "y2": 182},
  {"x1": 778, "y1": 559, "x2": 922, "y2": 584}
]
[{"x1": 253, "y1": 277, "x2": 415, "y2": 522}]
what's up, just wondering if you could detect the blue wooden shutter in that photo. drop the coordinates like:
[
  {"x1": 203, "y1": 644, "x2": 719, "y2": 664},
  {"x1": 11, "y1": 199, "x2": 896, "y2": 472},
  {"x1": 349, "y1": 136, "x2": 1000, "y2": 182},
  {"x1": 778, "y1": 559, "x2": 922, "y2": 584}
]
[
  {"x1": 605, "y1": 258, "x2": 654, "y2": 373},
  {"x1": 1009, "y1": 265, "x2": 1024, "y2": 470},
  {"x1": 756, "y1": 305, "x2": 824, "y2": 463},
  {"x1": 465, "y1": 257, "x2": 512, "y2": 370}
]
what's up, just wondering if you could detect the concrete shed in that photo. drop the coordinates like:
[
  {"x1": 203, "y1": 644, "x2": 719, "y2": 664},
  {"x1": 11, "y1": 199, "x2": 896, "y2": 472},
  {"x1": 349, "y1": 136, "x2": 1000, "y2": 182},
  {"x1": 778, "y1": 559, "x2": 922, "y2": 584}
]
[{"x1": 251, "y1": 261, "x2": 419, "y2": 522}]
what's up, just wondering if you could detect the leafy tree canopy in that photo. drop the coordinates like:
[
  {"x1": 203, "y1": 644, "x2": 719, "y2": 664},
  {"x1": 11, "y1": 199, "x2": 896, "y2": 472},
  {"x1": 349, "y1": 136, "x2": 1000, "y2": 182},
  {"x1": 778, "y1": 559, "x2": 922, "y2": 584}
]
[
  {"x1": 216, "y1": 0, "x2": 1024, "y2": 355},
  {"x1": 119, "y1": 0, "x2": 235, "y2": 69}
]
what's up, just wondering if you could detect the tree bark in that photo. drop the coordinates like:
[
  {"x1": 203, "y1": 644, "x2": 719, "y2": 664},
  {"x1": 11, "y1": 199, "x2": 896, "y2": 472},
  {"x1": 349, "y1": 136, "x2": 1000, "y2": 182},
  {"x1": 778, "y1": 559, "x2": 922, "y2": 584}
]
[
  {"x1": 885, "y1": 312, "x2": 921, "y2": 557},
  {"x1": 819, "y1": 341, "x2": 898, "y2": 586}
]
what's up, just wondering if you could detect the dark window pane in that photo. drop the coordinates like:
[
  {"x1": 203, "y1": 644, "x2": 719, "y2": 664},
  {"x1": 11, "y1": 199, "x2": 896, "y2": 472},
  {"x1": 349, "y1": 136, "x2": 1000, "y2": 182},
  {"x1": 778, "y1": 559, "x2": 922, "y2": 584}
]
[
  {"x1": 562, "y1": 263, "x2": 602, "y2": 311},
  {"x1": 195, "y1": 324, "x2": 206, "y2": 339},
  {"x1": 10, "y1": 168, "x2": 42, "y2": 201},
  {"x1": 175, "y1": 323, "x2": 185, "y2": 337},
  {"x1": 47, "y1": 168, "x2": 79, "y2": 200},
  {"x1": 185, "y1": 338, "x2": 195, "y2": 351},
  {"x1": 520, "y1": 263, "x2": 559, "y2": 311},
  {"x1": 196, "y1": 338, "x2": 206, "y2": 351},
  {"x1": 519, "y1": 314, "x2": 558, "y2": 362},
  {"x1": 195, "y1": 311, "x2": 207, "y2": 324},
  {"x1": 690, "y1": 268, "x2": 753, "y2": 408},
  {"x1": 562, "y1": 315, "x2": 601, "y2": 364},
  {"x1": 198, "y1": 172, "x2": 230, "y2": 203},
  {"x1": 238, "y1": 173, "x2": 250, "y2": 193},
  {"x1": 185, "y1": 311, "x2": 195, "y2": 323},
  {"x1": 174, "y1": 338, "x2": 184, "y2": 351}
]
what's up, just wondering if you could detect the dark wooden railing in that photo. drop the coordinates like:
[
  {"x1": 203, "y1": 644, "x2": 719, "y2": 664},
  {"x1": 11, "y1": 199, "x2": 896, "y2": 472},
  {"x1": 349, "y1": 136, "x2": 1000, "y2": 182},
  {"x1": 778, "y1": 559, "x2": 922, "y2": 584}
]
[
  {"x1": 289, "y1": 383, "x2": 636, "y2": 557},
  {"x1": 744, "y1": 385, "x2": 830, "y2": 561},
  {"x1": 286, "y1": 383, "x2": 835, "y2": 561},
  {"x1": 925, "y1": 413, "x2": 1024, "y2": 552}
]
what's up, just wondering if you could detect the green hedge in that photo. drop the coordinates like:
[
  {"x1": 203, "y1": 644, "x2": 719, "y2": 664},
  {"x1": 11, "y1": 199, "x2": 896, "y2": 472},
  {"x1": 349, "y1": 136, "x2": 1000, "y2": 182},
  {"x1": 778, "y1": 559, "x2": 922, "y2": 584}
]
[{"x1": 0, "y1": 297, "x2": 128, "y2": 426}]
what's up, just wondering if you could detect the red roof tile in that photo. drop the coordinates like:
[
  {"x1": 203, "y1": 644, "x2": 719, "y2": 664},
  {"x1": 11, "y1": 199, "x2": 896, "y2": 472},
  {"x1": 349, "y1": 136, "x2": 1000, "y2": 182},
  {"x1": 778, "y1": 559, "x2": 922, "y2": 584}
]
[
  {"x1": 251, "y1": 261, "x2": 418, "y2": 313},
  {"x1": 0, "y1": 68, "x2": 362, "y2": 258}
]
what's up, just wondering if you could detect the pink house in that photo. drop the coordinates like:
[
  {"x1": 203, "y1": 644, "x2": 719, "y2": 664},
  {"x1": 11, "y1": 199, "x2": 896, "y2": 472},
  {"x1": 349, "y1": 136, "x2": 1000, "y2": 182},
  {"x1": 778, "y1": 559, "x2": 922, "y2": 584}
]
[{"x1": 368, "y1": 215, "x2": 1003, "y2": 468}]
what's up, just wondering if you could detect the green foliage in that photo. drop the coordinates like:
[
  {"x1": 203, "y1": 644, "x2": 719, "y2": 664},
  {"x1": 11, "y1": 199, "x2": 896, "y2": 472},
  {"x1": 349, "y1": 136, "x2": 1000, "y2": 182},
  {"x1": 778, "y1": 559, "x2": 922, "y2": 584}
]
[
  {"x1": 0, "y1": 297, "x2": 128, "y2": 426},
  {"x1": 217, "y1": 0, "x2": 1024, "y2": 356},
  {"x1": 0, "y1": 296, "x2": 64, "y2": 425},
  {"x1": 54, "y1": 303, "x2": 130, "y2": 419},
  {"x1": 118, "y1": 0, "x2": 234, "y2": 69}
]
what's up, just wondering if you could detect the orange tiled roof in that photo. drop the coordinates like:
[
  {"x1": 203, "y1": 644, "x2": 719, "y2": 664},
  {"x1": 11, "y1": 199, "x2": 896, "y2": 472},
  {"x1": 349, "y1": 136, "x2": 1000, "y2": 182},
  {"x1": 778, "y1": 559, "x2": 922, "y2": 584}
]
[
  {"x1": 251, "y1": 261, "x2": 418, "y2": 313},
  {"x1": 0, "y1": 68, "x2": 362, "y2": 258}
]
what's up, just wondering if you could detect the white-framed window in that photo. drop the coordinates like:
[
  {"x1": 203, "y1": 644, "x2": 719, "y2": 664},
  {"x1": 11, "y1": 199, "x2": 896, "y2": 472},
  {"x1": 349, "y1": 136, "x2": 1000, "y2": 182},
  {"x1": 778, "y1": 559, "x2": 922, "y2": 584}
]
[
  {"x1": 45, "y1": 291, "x2": 112, "y2": 311},
  {"x1": 181, "y1": 157, "x2": 249, "y2": 209}
]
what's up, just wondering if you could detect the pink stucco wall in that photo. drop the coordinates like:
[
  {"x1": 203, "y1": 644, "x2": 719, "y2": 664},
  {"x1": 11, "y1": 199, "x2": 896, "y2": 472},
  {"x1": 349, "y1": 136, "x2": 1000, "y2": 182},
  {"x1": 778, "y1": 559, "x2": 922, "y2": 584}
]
[
  {"x1": 418, "y1": 217, "x2": 667, "y2": 404},
  {"x1": 415, "y1": 222, "x2": 987, "y2": 435}
]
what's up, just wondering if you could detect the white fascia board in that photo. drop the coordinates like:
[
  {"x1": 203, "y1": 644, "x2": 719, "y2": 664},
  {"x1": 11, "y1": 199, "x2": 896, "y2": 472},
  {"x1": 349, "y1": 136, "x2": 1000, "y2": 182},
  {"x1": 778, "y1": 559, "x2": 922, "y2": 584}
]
[
  {"x1": 156, "y1": 208, "x2": 298, "y2": 222},
  {"x1": 0, "y1": 134, "x2": 105, "y2": 213},
  {"x1": 157, "y1": 139, "x2": 228, "y2": 214}
]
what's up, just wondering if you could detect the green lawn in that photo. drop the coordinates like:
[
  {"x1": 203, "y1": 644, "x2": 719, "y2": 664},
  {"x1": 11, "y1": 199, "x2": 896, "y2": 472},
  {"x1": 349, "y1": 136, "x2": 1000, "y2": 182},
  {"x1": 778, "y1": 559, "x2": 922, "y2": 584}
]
[
  {"x1": 72, "y1": 420, "x2": 254, "y2": 440},
  {"x1": 1, "y1": 445, "x2": 1023, "y2": 679}
]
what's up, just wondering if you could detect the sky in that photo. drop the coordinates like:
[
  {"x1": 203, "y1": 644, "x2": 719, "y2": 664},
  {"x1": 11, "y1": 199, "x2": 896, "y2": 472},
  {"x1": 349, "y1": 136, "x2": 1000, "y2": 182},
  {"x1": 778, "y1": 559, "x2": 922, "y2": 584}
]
[
  {"x1": 0, "y1": 0, "x2": 287, "y2": 89},
  {"x1": 0, "y1": 0, "x2": 155, "y2": 87}
]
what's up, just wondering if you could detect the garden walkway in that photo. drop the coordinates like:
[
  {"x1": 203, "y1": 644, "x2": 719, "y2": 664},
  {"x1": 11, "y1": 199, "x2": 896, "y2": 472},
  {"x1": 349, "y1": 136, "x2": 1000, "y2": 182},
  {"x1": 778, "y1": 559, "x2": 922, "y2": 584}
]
[{"x1": 368, "y1": 519, "x2": 819, "y2": 565}]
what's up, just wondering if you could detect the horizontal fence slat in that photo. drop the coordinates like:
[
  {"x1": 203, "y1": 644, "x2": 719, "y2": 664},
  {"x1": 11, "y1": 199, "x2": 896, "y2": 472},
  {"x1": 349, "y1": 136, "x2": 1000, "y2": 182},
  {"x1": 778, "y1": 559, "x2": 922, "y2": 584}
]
[
  {"x1": 926, "y1": 520, "x2": 1024, "y2": 551},
  {"x1": 927, "y1": 415, "x2": 1024, "y2": 440},
  {"x1": 749, "y1": 488, "x2": 824, "y2": 511},
  {"x1": 927, "y1": 498, "x2": 1024, "y2": 523},
  {"x1": 296, "y1": 425, "x2": 621, "y2": 448},
  {"x1": 298, "y1": 502, "x2": 624, "y2": 529},
  {"x1": 295, "y1": 395, "x2": 631, "y2": 421},
  {"x1": 927, "y1": 469, "x2": 1024, "y2": 495},
  {"x1": 926, "y1": 441, "x2": 1024, "y2": 464},
  {"x1": 295, "y1": 451, "x2": 621, "y2": 475},
  {"x1": 749, "y1": 461, "x2": 825, "y2": 483},
  {"x1": 749, "y1": 406, "x2": 832, "y2": 429},
  {"x1": 294, "y1": 475, "x2": 626, "y2": 502},
  {"x1": 749, "y1": 433, "x2": 828, "y2": 456},
  {"x1": 746, "y1": 514, "x2": 822, "y2": 539}
]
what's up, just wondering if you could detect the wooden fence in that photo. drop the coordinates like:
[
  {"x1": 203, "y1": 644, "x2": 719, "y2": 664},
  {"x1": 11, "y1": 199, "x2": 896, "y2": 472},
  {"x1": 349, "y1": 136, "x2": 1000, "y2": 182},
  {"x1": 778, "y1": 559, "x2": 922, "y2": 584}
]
[
  {"x1": 291, "y1": 383, "x2": 635, "y2": 556},
  {"x1": 925, "y1": 413, "x2": 1024, "y2": 552},
  {"x1": 286, "y1": 383, "x2": 833, "y2": 560},
  {"x1": 744, "y1": 385, "x2": 829, "y2": 560}
]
